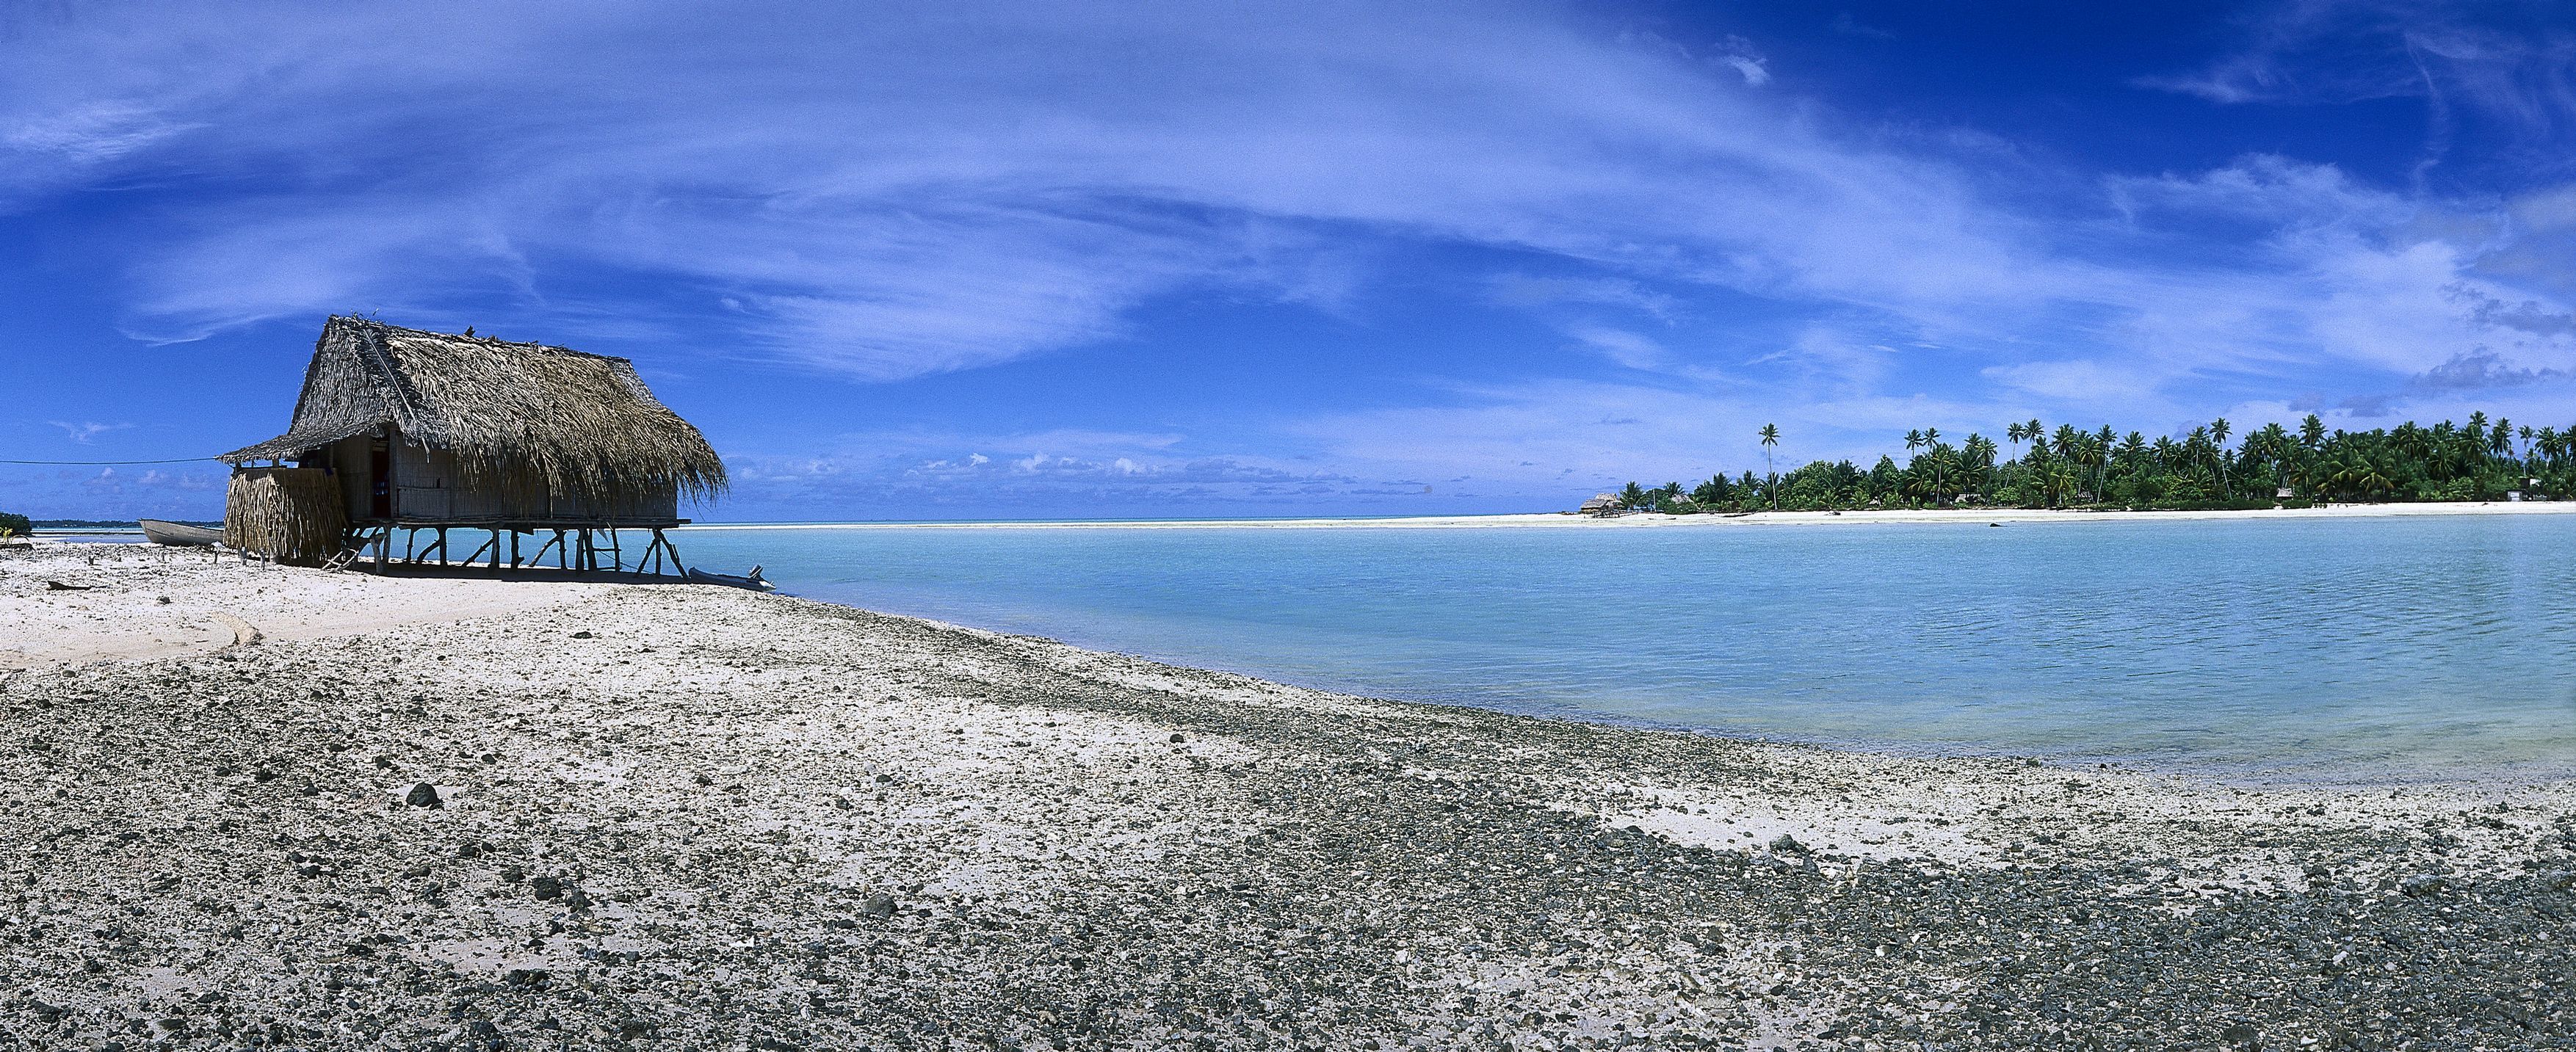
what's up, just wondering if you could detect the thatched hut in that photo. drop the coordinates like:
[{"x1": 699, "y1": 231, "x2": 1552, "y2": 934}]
[{"x1": 219, "y1": 316, "x2": 725, "y2": 571}]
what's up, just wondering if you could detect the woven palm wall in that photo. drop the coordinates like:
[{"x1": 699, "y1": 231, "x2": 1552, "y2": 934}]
[{"x1": 224, "y1": 467, "x2": 349, "y2": 566}]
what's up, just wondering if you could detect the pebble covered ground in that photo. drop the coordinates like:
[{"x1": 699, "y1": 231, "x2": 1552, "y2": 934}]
[{"x1": 2, "y1": 555, "x2": 2572, "y2": 1051}]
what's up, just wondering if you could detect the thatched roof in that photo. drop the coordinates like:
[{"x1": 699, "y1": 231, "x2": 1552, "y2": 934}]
[{"x1": 220, "y1": 316, "x2": 726, "y2": 508}]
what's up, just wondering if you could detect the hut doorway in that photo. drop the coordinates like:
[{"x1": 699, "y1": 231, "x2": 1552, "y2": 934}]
[{"x1": 369, "y1": 440, "x2": 393, "y2": 519}]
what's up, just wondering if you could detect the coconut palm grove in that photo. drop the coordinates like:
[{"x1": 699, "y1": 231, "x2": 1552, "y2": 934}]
[{"x1": 1612, "y1": 413, "x2": 2575, "y2": 513}]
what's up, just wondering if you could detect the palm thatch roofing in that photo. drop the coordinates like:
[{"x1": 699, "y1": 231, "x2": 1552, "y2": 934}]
[
  {"x1": 220, "y1": 316, "x2": 726, "y2": 509},
  {"x1": 225, "y1": 467, "x2": 347, "y2": 566}
]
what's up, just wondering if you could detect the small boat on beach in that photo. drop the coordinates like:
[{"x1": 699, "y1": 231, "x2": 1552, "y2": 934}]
[
  {"x1": 686, "y1": 565, "x2": 775, "y2": 592},
  {"x1": 138, "y1": 520, "x2": 224, "y2": 547}
]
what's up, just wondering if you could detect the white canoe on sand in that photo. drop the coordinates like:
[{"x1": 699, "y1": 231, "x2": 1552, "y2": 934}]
[
  {"x1": 686, "y1": 565, "x2": 775, "y2": 592},
  {"x1": 138, "y1": 520, "x2": 223, "y2": 547}
]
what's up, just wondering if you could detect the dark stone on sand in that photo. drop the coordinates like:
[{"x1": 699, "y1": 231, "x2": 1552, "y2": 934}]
[
  {"x1": 404, "y1": 783, "x2": 442, "y2": 809},
  {"x1": 571, "y1": 631, "x2": 593, "y2": 639},
  {"x1": 1170, "y1": 733, "x2": 1187, "y2": 743},
  {"x1": 532, "y1": 875, "x2": 563, "y2": 901},
  {"x1": 1769, "y1": 834, "x2": 1809, "y2": 855},
  {"x1": 864, "y1": 894, "x2": 897, "y2": 919}
]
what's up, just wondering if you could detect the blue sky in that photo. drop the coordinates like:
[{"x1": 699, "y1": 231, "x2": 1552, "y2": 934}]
[{"x1": 6, "y1": 1, "x2": 2575, "y2": 520}]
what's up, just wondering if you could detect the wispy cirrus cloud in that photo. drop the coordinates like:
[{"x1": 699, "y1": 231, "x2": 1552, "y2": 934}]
[
  {"x1": 2134, "y1": 0, "x2": 2576, "y2": 183},
  {"x1": 15, "y1": 0, "x2": 2546, "y2": 410},
  {"x1": 0, "y1": 1, "x2": 2052, "y2": 382},
  {"x1": 7, "y1": 1, "x2": 2576, "y2": 521},
  {"x1": 48, "y1": 421, "x2": 131, "y2": 444}
]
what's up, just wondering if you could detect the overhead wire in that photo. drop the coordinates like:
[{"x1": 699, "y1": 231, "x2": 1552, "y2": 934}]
[{"x1": 0, "y1": 457, "x2": 219, "y2": 465}]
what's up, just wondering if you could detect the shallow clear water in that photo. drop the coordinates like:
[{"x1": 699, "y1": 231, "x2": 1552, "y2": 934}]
[{"x1": 678, "y1": 517, "x2": 2573, "y2": 780}]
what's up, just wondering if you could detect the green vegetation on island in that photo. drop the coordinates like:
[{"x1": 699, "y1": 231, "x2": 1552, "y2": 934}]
[
  {"x1": 0, "y1": 512, "x2": 29, "y2": 538},
  {"x1": 1610, "y1": 413, "x2": 2573, "y2": 513}
]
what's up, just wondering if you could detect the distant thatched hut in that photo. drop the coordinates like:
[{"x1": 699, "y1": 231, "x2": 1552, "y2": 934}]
[{"x1": 219, "y1": 316, "x2": 725, "y2": 571}]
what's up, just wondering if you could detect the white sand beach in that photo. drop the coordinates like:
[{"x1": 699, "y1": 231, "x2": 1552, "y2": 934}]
[
  {"x1": 4, "y1": 542, "x2": 2572, "y2": 1048},
  {"x1": 0, "y1": 544, "x2": 587, "y2": 670}
]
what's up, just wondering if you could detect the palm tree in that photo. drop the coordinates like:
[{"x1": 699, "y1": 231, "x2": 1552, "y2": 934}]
[
  {"x1": 2006, "y1": 421, "x2": 2029, "y2": 449},
  {"x1": 1618, "y1": 481, "x2": 1648, "y2": 510},
  {"x1": 2209, "y1": 418, "x2": 2232, "y2": 498},
  {"x1": 2257, "y1": 422, "x2": 2293, "y2": 492},
  {"x1": 1963, "y1": 433, "x2": 1997, "y2": 496},
  {"x1": 2299, "y1": 414, "x2": 2325, "y2": 449},
  {"x1": 2050, "y1": 424, "x2": 2080, "y2": 463},
  {"x1": 1759, "y1": 424, "x2": 1781, "y2": 509},
  {"x1": 2091, "y1": 425, "x2": 2116, "y2": 498},
  {"x1": 1922, "y1": 427, "x2": 1940, "y2": 447},
  {"x1": 2038, "y1": 465, "x2": 2076, "y2": 507},
  {"x1": 1690, "y1": 474, "x2": 1726, "y2": 507},
  {"x1": 1903, "y1": 445, "x2": 1961, "y2": 505},
  {"x1": 1903, "y1": 429, "x2": 1924, "y2": 454},
  {"x1": 2077, "y1": 434, "x2": 2109, "y2": 502},
  {"x1": 2119, "y1": 432, "x2": 2147, "y2": 488}
]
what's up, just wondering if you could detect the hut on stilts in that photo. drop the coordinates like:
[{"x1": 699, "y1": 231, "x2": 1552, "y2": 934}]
[{"x1": 218, "y1": 316, "x2": 726, "y2": 573}]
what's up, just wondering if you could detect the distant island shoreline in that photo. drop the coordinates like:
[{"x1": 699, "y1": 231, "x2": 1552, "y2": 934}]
[
  {"x1": 672, "y1": 500, "x2": 2576, "y2": 530},
  {"x1": 29, "y1": 498, "x2": 2569, "y2": 537}
]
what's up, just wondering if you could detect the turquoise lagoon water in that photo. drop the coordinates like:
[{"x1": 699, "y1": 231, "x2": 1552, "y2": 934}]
[{"x1": 671, "y1": 515, "x2": 2575, "y2": 780}]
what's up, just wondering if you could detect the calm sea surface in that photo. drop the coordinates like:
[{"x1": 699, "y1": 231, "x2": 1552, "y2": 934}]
[{"x1": 679, "y1": 516, "x2": 2575, "y2": 780}]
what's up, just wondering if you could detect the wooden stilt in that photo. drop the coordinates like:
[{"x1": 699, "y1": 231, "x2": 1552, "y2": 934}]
[
  {"x1": 510, "y1": 529, "x2": 522, "y2": 569},
  {"x1": 659, "y1": 529, "x2": 688, "y2": 576}
]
